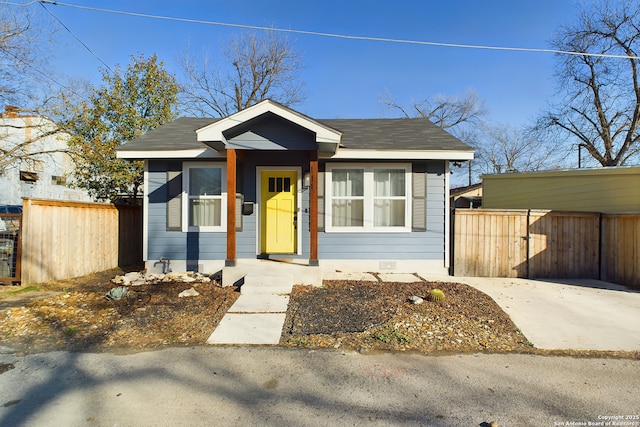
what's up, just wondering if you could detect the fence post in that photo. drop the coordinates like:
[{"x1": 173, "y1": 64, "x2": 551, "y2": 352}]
[
  {"x1": 449, "y1": 209, "x2": 455, "y2": 276},
  {"x1": 526, "y1": 209, "x2": 531, "y2": 279},
  {"x1": 598, "y1": 213, "x2": 603, "y2": 281}
]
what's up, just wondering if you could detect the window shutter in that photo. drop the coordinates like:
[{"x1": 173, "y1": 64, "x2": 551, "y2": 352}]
[
  {"x1": 317, "y1": 170, "x2": 325, "y2": 232},
  {"x1": 412, "y1": 165, "x2": 427, "y2": 231},
  {"x1": 166, "y1": 171, "x2": 182, "y2": 231}
]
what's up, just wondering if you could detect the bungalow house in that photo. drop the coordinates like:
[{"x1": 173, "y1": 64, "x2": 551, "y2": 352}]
[{"x1": 116, "y1": 100, "x2": 473, "y2": 284}]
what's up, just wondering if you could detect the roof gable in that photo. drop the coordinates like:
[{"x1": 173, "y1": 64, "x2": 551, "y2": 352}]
[{"x1": 196, "y1": 100, "x2": 342, "y2": 152}]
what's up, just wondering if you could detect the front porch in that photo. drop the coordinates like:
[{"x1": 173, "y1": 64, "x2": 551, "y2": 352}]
[{"x1": 220, "y1": 257, "x2": 450, "y2": 287}]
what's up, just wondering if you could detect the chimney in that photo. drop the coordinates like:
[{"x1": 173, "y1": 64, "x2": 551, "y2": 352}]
[{"x1": 3, "y1": 105, "x2": 20, "y2": 118}]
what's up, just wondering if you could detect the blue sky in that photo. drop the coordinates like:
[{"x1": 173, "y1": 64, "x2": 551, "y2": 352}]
[{"x1": 25, "y1": 0, "x2": 584, "y2": 125}]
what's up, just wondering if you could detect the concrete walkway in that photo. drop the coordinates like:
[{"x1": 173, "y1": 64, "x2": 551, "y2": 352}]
[
  {"x1": 453, "y1": 276, "x2": 640, "y2": 351},
  {"x1": 207, "y1": 267, "x2": 640, "y2": 352},
  {"x1": 0, "y1": 291, "x2": 61, "y2": 311},
  {"x1": 207, "y1": 273, "x2": 293, "y2": 345}
]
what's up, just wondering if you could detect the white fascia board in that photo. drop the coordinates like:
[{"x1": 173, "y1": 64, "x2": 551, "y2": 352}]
[
  {"x1": 196, "y1": 100, "x2": 342, "y2": 144},
  {"x1": 329, "y1": 149, "x2": 474, "y2": 160},
  {"x1": 116, "y1": 148, "x2": 223, "y2": 159}
]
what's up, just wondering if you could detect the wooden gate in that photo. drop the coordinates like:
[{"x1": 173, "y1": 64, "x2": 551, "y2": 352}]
[
  {"x1": 453, "y1": 210, "x2": 528, "y2": 277},
  {"x1": 453, "y1": 209, "x2": 601, "y2": 279},
  {"x1": 0, "y1": 213, "x2": 22, "y2": 284}
]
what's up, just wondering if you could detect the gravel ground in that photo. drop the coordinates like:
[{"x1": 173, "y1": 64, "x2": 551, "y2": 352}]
[
  {"x1": 1, "y1": 269, "x2": 638, "y2": 358},
  {"x1": 281, "y1": 280, "x2": 533, "y2": 354}
]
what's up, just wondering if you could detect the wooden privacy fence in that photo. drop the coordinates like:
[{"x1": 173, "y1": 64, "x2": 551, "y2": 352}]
[
  {"x1": 452, "y1": 209, "x2": 640, "y2": 289},
  {"x1": 601, "y1": 213, "x2": 640, "y2": 288},
  {"x1": 20, "y1": 198, "x2": 142, "y2": 285}
]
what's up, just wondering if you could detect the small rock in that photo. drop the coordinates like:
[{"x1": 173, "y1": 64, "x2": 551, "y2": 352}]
[
  {"x1": 130, "y1": 279, "x2": 147, "y2": 287},
  {"x1": 145, "y1": 273, "x2": 165, "y2": 281},
  {"x1": 178, "y1": 287, "x2": 200, "y2": 298},
  {"x1": 409, "y1": 296, "x2": 424, "y2": 305},
  {"x1": 124, "y1": 272, "x2": 142, "y2": 282}
]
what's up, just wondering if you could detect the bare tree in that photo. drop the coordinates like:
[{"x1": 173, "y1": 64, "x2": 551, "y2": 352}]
[
  {"x1": 381, "y1": 88, "x2": 487, "y2": 129},
  {"x1": 179, "y1": 31, "x2": 305, "y2": 117},
  {"x1": 474, "y1": 123, "x2": 567, "y2": 175},
  {"x1": 545, "y1": 0, "x2": 640, "y2": 166},
  {"x1": 0, "y1": 5, "x2": 68, "y2": 173},
  {"x1": 0, "y1": 5, "x2": 52, "y2": 107},
  {"x1": 382, "y1": 88, "x2": 489, "y2": 186}
]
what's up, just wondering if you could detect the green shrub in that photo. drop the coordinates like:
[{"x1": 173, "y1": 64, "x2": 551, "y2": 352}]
[{"x1": 105, "y1": 286, "x2": 129, "y2": 300}]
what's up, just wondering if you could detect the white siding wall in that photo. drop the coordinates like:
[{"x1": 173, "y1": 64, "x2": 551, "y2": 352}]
[{"x1": 0, "y1": 116, "x2": 92, "y2": 205}]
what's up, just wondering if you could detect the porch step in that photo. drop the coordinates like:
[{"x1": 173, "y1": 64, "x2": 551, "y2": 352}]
[
  {"x1": 239, "y1": 273, "x2": 293, "y2": 295},
  {"x1": 207, "y1": 273, "x2": 294, "y2": 345}
]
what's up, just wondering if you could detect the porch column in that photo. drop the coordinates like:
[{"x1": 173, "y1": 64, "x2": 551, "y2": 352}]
[
  {"x1": 309, "y1": 150, "x2": 319, "y2": 266},
  {"x1": 226, "y1": 148, "x2": 237, "y2": 267}
]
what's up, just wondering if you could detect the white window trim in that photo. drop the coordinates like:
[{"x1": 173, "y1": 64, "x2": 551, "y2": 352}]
[
  {"x1": 325, "y1": 163, "x2": 412, "y2": 233},
  {"x1": 182, "y1": 162, "x2": 227, "y2": 232}
]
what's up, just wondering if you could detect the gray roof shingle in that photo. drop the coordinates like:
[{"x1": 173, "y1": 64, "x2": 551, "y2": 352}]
[
  {"x1": 319, "y1": 118, "x2": 470, "y2": 150},
  {"x1": 117, "y1": 117, "x2": 219, "y2": 152},
  {"x1": 117, "y1": 116, "x2": 472, "y2": 153}
]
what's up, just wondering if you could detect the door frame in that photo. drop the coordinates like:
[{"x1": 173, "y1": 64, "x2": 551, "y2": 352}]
[{"x1": 256, "y1": 166, "x2": 303, "y2": 256}]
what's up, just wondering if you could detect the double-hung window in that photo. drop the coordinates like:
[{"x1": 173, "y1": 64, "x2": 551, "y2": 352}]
[
  {"x1": 330, "y1": 168, "x2": 364, "y2": 227},
  {"x1": 183, "y1": 163, "x2": 226, "y2": 232},
  {"x1": 326, "y1": 163, "x2": 411, "y2": 232}
]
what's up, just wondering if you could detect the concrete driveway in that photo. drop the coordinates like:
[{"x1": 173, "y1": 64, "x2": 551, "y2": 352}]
[{"x1": 449, "y1": 277, "x2": 640, "y2": 351}]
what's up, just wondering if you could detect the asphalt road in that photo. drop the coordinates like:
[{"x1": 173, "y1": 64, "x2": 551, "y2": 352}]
[{"x1": 0, "y1": 346, "x2": 638, "y2": 427}]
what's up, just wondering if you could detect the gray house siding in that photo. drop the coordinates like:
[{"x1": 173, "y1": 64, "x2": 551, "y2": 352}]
[
  {"x1": 146, "y1": 159, "x2": 446, "y2": 263},
  {"x1": 147, "y1": 160, "x2": 226, "y2": 261},
  {"x1": 317, "y1": 161, "x2": 446, "y2": 260},
  {"x1": 225, "y1": 113, "x2": 317, "y2": 151}
]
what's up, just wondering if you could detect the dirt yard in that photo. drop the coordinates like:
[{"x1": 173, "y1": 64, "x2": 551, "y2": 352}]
[
  {"x1": 0, "y1": 269, "x2": 239, "y2": 354},
  {"x1": 1, "y1": 268, "x2": 636, "y2": 358}
]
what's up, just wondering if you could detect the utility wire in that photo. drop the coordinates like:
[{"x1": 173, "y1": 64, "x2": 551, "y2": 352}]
[
  {"x1": 0, "y1": 1, "x2": 40, "y2": 5},
  {"x1": 38, "y1": 0, "x2": 640, "y2": 60},
  {"x1": 38, "y1": 1, "x2": 118, "y2": 77}
]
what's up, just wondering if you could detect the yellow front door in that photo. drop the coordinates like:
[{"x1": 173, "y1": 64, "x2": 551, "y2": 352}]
[{"x1": 261, "y1": 171, "x2": 297, "y2": 253}]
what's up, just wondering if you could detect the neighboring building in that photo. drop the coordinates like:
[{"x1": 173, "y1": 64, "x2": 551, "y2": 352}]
[
  {"x1": 0, "y1": 107, "x2": 93, "y2": 205},
  {"x1": 450, "y1": 183, "x2": 482, "y2": 209},
  {"x1": 482, "y1": 167, "x2": 640, "y2": 212},
  {"x1": 116, "y1": 100, "x2": 474, "y2": 282}
]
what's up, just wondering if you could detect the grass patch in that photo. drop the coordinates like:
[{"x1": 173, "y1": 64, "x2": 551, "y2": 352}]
[
  {"x1": 289, "y1": 337, "x2": 311, "y2": 346},
  {"x1": 63, "y1": 326, "x2": 79, "y2": 336},
  {"x1": 371, "y1": 327, "x2": 411, "y2": 345},
  {"x1": 9, "y1": 285, "x2": 40, "y2": 295}
]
